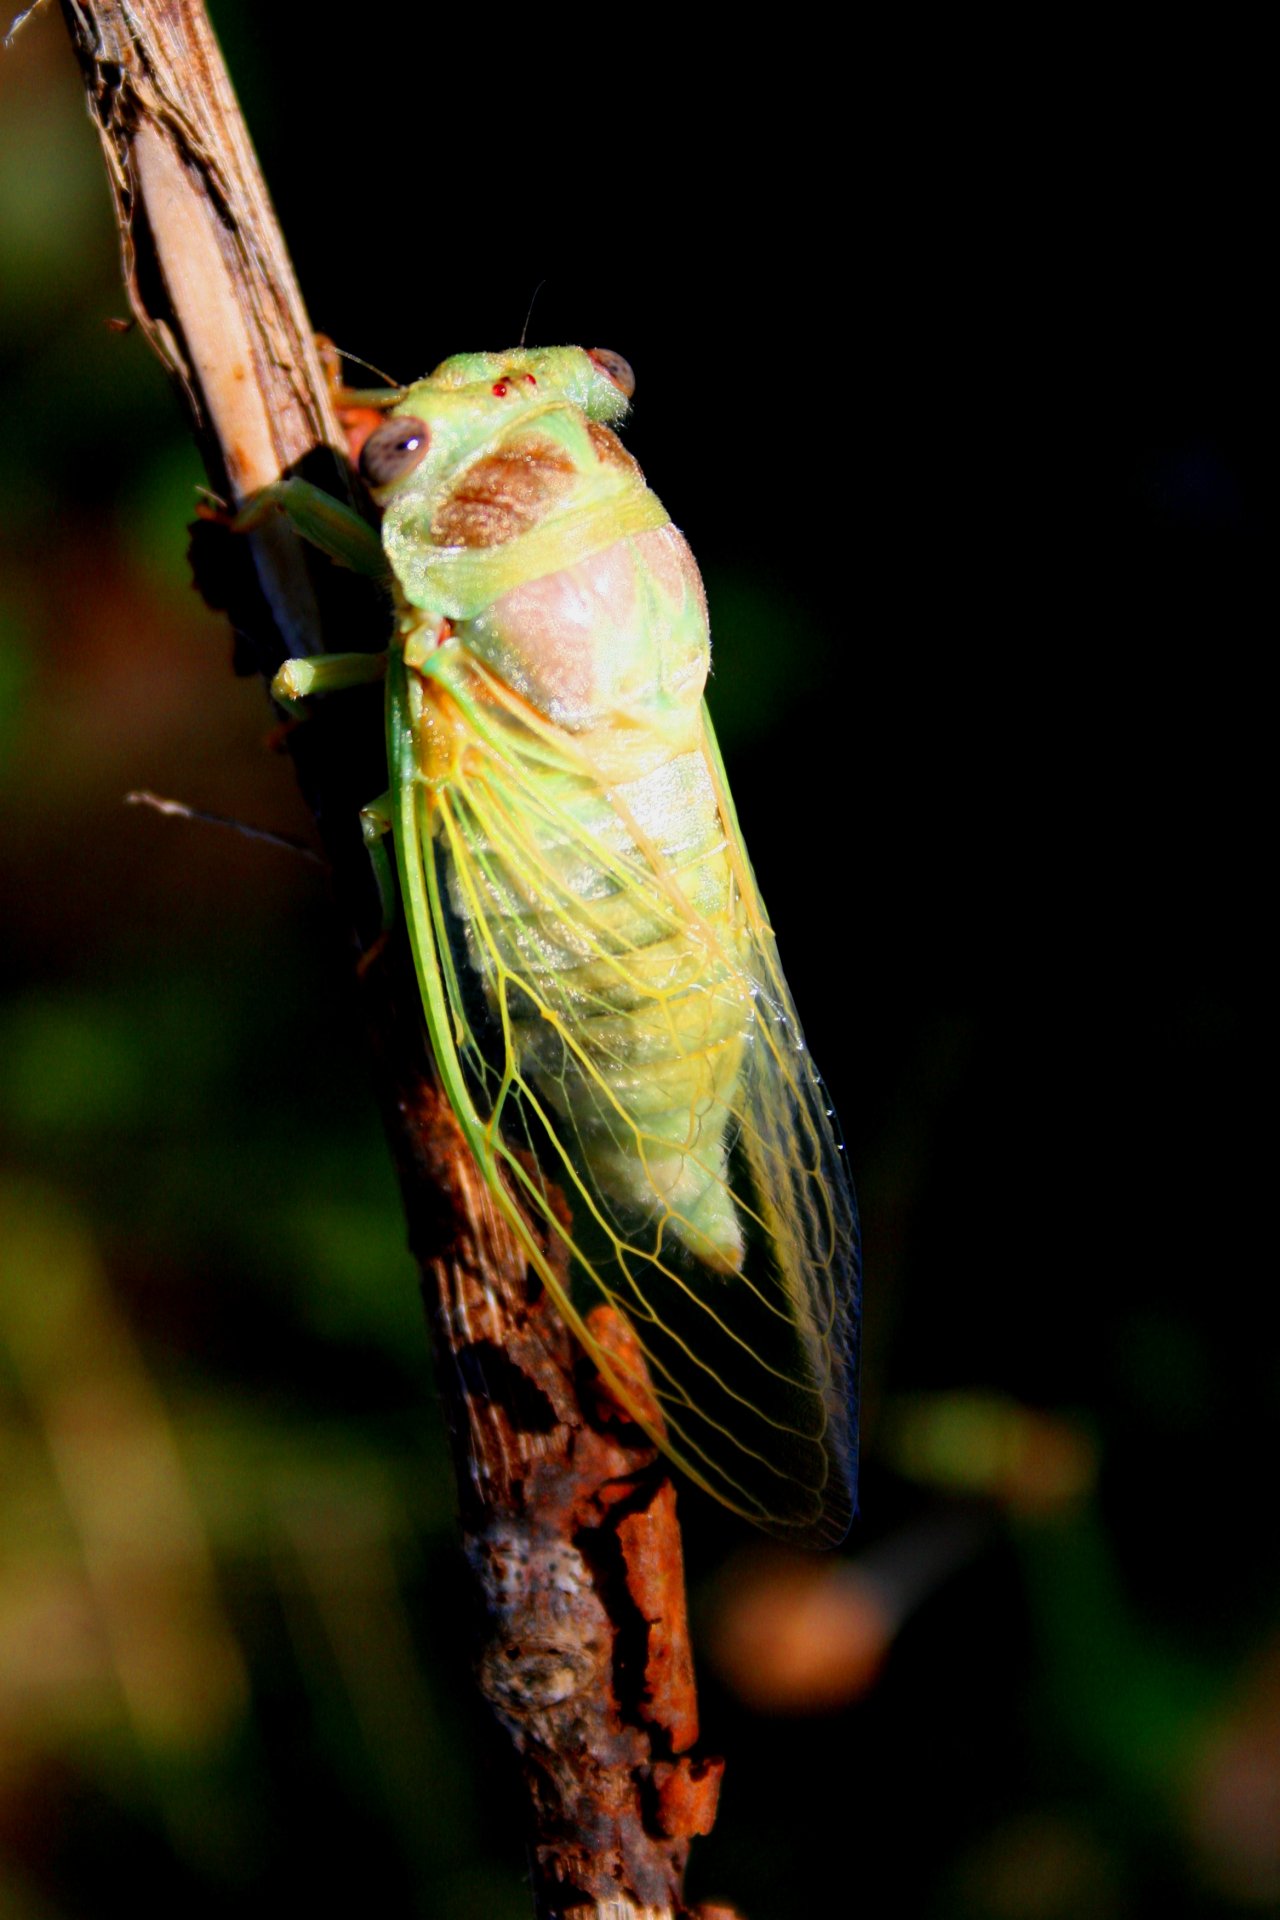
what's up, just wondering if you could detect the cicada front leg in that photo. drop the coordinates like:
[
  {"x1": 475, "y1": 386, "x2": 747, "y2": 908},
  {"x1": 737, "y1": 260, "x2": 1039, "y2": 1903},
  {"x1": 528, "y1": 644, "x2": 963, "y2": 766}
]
[
  {"x1": 226, "y1": 477, "x2": 389, "y2": 579},
  {"x1": 271, "y1": 650, "x2": 387, "y2": 704}
]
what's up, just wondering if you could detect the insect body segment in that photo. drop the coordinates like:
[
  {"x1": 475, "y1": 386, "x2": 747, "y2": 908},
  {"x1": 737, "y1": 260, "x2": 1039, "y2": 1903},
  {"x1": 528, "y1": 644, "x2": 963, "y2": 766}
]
[{"x1": 280, "y1": 346, "x2": 859, "y2": 1544}]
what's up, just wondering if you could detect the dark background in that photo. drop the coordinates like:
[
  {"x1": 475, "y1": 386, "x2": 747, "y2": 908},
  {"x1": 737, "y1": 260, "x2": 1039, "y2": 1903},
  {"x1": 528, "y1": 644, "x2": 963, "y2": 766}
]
[{"x1": 1, "y1": 8, "x2": 1271, "y2": 1916}]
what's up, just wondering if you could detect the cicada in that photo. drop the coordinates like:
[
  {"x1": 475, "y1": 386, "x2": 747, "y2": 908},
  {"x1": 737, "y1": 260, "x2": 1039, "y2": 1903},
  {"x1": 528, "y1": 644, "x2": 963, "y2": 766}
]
[{"x1": 267, "y1": 345, "x2": 860, "y2": 1545}]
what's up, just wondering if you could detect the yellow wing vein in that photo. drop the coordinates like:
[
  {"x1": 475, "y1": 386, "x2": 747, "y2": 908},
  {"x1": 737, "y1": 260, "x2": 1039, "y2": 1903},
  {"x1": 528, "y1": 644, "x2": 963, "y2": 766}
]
[{"x1": 394, "y1": 650, "x2": 857, "y2": 1543}]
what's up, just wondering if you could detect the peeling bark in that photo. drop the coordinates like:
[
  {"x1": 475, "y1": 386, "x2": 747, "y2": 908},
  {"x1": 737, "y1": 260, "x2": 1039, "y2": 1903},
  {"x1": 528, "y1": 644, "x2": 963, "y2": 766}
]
[{"x1": 385, "y1": 1065, "x2": 725, "y2": 1914}]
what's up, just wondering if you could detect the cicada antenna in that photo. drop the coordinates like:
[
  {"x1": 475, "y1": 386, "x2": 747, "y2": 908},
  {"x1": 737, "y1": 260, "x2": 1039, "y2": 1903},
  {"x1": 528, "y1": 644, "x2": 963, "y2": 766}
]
[
  {"x1": 519, "y1": 279, "x2": 547, "y2": 349},
  {"x1": 325, "y1": 343, "x2": 402, "y2": 390}
]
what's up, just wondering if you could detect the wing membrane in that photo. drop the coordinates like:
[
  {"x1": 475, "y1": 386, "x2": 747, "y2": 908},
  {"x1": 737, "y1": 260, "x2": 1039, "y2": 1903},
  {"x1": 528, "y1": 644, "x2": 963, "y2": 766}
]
[{"x1": 390, "y1": 649, "x2": 860, "y2": 1545}]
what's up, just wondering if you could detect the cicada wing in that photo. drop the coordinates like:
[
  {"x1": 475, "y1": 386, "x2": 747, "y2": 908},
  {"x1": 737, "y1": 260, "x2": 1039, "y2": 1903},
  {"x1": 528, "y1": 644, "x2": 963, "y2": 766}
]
[
  {"x1": 700, "y1": 706, "x2": 861, "y2": 1535},
  {"x1": 391, "y1": 654, "x2": 859, "y2": 1545}
]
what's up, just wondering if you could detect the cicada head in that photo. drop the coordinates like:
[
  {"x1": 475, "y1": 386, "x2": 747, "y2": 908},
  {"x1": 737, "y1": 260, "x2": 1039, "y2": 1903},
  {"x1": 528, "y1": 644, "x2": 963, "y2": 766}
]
[
  {"x1": 424, "y1": 345, "x2": 633, "y2": 418},
  {"x1": 356, "y1": 348, "x2": 632, "y2": 511}
]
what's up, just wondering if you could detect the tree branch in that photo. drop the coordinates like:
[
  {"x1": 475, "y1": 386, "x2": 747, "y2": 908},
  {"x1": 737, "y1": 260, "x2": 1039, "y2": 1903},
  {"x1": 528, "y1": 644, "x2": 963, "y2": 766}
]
[{"x1": 58, "y1": 3, "x2": 730, "y2": 1915}]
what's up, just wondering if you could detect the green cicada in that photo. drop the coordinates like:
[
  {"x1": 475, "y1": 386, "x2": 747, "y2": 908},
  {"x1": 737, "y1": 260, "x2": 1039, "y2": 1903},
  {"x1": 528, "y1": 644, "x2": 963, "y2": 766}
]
[{"x1": 268, "y1": 345, "x2": 859, "y2": 1545}]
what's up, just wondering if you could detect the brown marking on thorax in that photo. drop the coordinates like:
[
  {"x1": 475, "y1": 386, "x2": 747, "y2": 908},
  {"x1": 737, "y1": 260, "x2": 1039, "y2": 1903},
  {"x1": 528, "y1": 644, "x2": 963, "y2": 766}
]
[
  {"x1": 587, "y1": 419, "x2": 644, "y2": 479},
  {"x1": 432, "y1": 433, "x2": 578, "y2": 548}
]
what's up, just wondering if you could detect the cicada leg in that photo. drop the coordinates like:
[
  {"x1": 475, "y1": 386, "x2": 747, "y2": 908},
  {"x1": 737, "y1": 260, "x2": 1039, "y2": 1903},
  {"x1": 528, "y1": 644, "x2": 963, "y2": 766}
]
[
  {"x1": 270, "y1": 654, "x2": 394, "y2": 955},
  {"x1": 222, "y1": 478, "x2": 388, "y2": 578},
  {"x1": 272, "y1": 651, "x2": 387, "y2": 705},
  {"x1": 314, "y1": 333, "x2": 404, "y2": 467},
  {"x1": 358, "y1": 790, "x2": 396, "y2": 960}
]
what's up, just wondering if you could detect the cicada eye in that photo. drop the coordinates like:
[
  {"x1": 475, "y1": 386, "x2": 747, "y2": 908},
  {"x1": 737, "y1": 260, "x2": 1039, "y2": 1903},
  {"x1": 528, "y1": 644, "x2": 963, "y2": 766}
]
[
  {"x1": 359, "y1": 416, "x2": 429, "y2": 487},
  {"x1": 587, "y1": 348, "x2": 635, "y2": 399}
]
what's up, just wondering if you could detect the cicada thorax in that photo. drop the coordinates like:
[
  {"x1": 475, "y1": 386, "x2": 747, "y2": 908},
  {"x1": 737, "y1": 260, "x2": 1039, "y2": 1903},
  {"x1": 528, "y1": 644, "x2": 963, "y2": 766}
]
[{"x1": 395, "y1": 392, "x2": 755, "y2": 1273}]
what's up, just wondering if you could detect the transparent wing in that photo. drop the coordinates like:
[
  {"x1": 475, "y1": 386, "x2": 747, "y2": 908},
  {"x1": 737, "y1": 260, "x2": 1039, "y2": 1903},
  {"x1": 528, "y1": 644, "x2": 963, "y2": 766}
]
[{"x1": 389, "y1": 649, "x2": 860, "y2": 1545}]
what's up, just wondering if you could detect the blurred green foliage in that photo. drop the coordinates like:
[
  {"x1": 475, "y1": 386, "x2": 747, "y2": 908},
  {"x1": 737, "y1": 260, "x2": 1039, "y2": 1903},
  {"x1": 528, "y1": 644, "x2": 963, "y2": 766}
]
[{"x1": 1, "y1": 7, "x2": 1273, "y2": 1919}]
